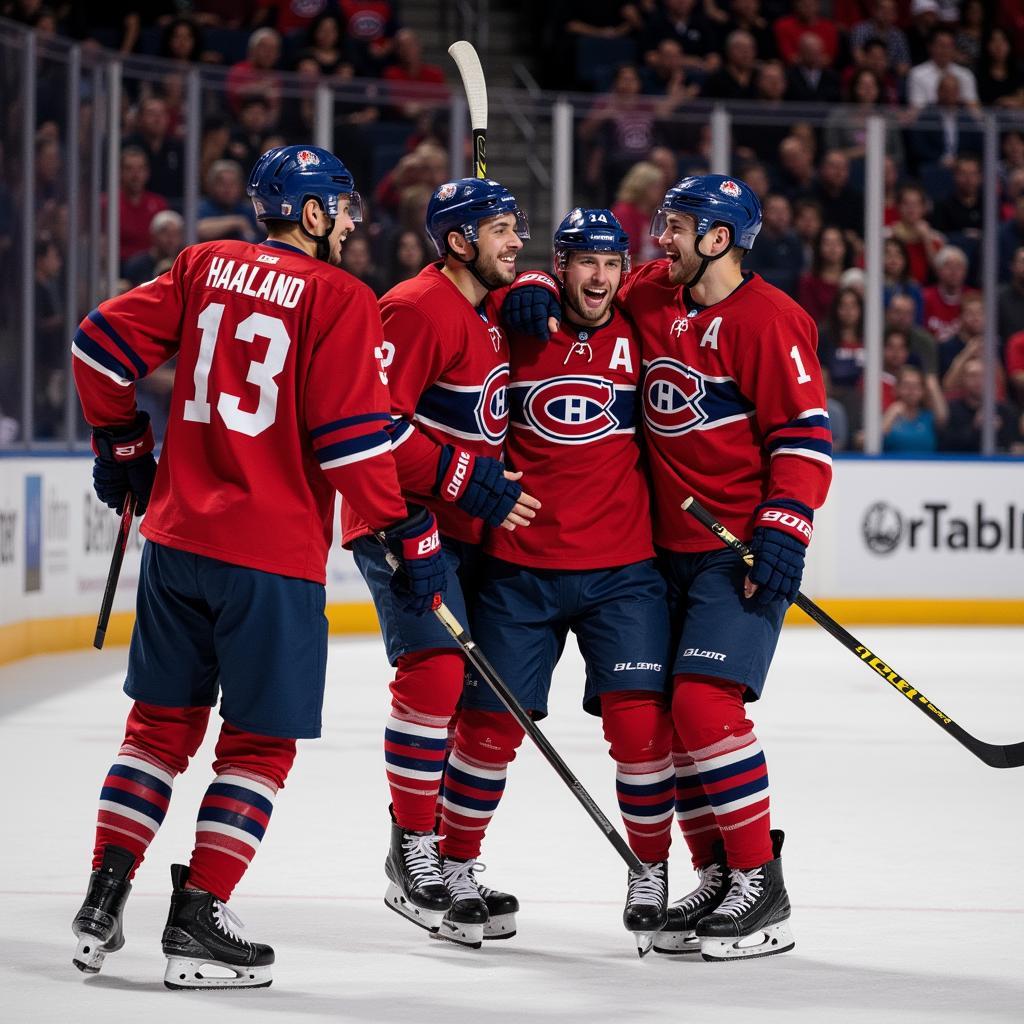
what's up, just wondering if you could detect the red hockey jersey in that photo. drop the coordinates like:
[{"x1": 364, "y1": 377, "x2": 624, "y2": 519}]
[
  {"x1": 618, "y1": 260, "x2": 832, "y2": 552},
  {"x1": 341, "y1": 263, "x2": 509, "y2": 546},
  {"x1": 487, "y1": 313, "x2": 654, "y2": 570},
  {"x1": 72, "y1": 238, "x2": 408, "y2": 583}
]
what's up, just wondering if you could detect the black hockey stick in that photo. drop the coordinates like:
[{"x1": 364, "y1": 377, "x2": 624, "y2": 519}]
[
  {"x1": 93, "y1": 493, "x2": 135, "y2": 650},
  {"x1": 682, "y1": 496, "x2": 1024, "y2": 770}
]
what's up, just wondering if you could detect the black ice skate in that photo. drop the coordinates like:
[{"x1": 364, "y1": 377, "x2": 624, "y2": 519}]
[
  {"x1": 161, "y1": 864, "x2": 274, "y2": 990},
  {"x1": 71, "y1": 844, "x2": 135, "y2": 974},
  {"x1": 434, "y1": 857, "x2": 490, "y2": 949},
  {"x1": 479, "y1": 881, "x2": 519, "y2": 940},
  {"x1": 623, "y1": 860, "x2": 668, "y2": 957},
  {"x1": 695, "y1": 830, "x2": 795, "y2": 962},
  {"x1": 384, "y1": 814, "x2": 451, "y2": 933},
  {"x1": 653, "y1": 840, "x2": 729, "y2": 955}
]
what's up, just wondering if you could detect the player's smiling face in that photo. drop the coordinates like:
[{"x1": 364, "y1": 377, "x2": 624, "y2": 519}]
[
  {"x1": 473, "y1": 213, "x2": 523, "y2": 287},
  {"x1": 560, "y1": 251, "x2": 622, "y2": 325},
  {"x1": 327, "y1": 198, "x2": 357, "y2": 267},
  {"x1": 658, "y1": 212, "x2": 702, "y2": 286}
]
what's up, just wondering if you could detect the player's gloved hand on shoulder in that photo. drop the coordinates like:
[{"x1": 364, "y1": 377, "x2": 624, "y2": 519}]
[
  {"x1": 91, "y1": 412, "x2": 158, "y2": 515},
  {"x1": 500, "y1": 271, "x2": 562, "y2": 340},
  {"x1": 746, "y1": 499, "x2": 813, "y2": 606},
  {"x1": 380, "y1": 506, "x2": 447, "y2": 615},
  {"x1": 436, "y1": 445, "x2": 523, "y2": 528}
]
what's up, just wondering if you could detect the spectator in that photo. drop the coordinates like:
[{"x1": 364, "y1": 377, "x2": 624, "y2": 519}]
[
  {"x1": 123, "y1": 96, "x2": 185, "y2": 203},
  {"x1": 785, "y1": 32, "x2": 842, "y2": 103},
  {"x1": 341, "y1": 234, "x2": 387, "y2": 296},
  {"x1": 923, "y1": 245, "x2": 973, "y2": 344},
  {"x1": 301, "y1": 12, "x2": 350, "y2": 76},
  {"x1": 792, "y1": 196, "x2": 823, "y2": 269},
  {"x1": 123, "y1": 210, "x2": 185, "y2": 287},
  {"x1": 382, "y1": 28, "x2": 448, "y2": 121},
  {"x1": 745, "y1": 192, "x2": 802, "y2": 296},
  {"x1": 998, "y1": 247, "x2": 1024, "y2": 343},
  {"x1": 386, "y1": 228, "x2": 430, "y2": 288},
  {"x1": 886, "y1": 183, "x2": 943, "y2": 285},
  {"x1": 1000, "y1": 131, "x2": 1024, "y2": 197},
  {"x1": 373, "y1": 141, "x2": 449, "y2": 219},
  {"x1": 882, "y1": 365, "x2": 948, "y2": 453},
  {"x1": 907, "y1": 27, "x2": 979, "y2": 109},
  {"x1": 338, "y1": 0, "x2": 399, "y2": 76},
  {"x1": 644, "y1": 39, "x2": 700, "y2": 99},
  {"x1": 881, "y1": 326, "x2": 912, "y2": 409},
  {"x1": 702, "y1": 30, "x2": 758, "y2": 99},
  {"x1": 774, "y1": 0, "x2": 839, "y2": 67},
  {"x1": 886, "y1": 291, "x2": 939, "y2": 376},
  {"x1": 104, "y1": 146, "x2": 169, "y2": 265},
  {"x1": 798, "y1": 224, "x2": 850, "y2": 323},
  {"x1": 976, "y1": 28, "x2": 1024, "y2": 109},
  {"x1": 906, "y1": 73, "x2": 983, "y2": 175},
  {"x1": 638, "y1": 0, "x2": 722, "y2": 77},
  {"x1": 33, "y1": 236, "x2": 64, "y2": 439},
  {"x1": 812, "y1": 149, "x2": 864, "y2": 237},
  {"x1": 1003, "y1": 328, "x2": 1024, "y2": 407},
  {"x1": 774, "y1": 134, "x2": 816, "y2": 201},
  {"x1": 611, "y1": 160, "x2": 668, "y2": 264},
  {"x1": 883, "y1": 237, "x2": 925, "y2": 325},
  {"x1": 954, "y1": 0, "x2": 985, "y2": 69},
  {"x1": 227, "y1": 97, "x2": 275, "y2": 170},
  {"x1": 850, "y1": 0, "x2": 911, "y2": 77},
  {"x1": 159, "y1": 16, "x2": 203, "y2": 63},
  {"x1": 226, "y1": 27, "x2": 283, "y2": 121},
  {"x1": 820, "y1": 286, "x2": 865, "y2": 390},
  {"x1": 647, "y1": 145, "x2": 680, "y2": 187},
  {"x1": 999, "y1": 196, "x2": 1024, "y2": 281},
  {"x1": 906, "y1": 0, "x2": 941, "y2": 66},
  {"x1": 930, "y1": 155, "x2": 983, "y2": 240},
  {"x1": 735, "y1": 61, "x2": 790, "y2": 165},
  {"x1": 197, "y1": 160, "x2": 260, "y2": 242},
  {"x1": 721, "y1": 0, "x2": 776, "y2": 61},
  {"x1": 939, "y1": 292, "x2": 986, "y2": 386},
  {"x1": 940, "y1": 357, "x2": 1020, "y2": 452},
  {"x1": 826, "y1": 69, "x2": 904, "y2": 165}
]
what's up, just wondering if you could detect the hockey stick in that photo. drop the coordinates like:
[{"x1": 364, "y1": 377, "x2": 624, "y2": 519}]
[
  {"x1": 93, "y1": 492, "x2": 136, "y2": 650},
  {"x1": 681, "y1": 496, "x2": 1024, "y2": 770},
  {"x1": 448, "y1": 40, "x2": 487, "y2": 179}
]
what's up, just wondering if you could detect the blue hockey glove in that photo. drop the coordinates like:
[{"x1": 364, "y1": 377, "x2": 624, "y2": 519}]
[
  {"x1": 500, "y1": 271, "x2": 562, "y2": 340},
  {"x1": 747, "y1": 499, "x2": 814, "y2": 606},
  {"x1": 91, "y1": 412, "x2": 158, "y2": 514},
  {"x1": 436, "y1": 445, "x2": 523, "y2": 528},
  {"x1": 380, "y1": 507, "x2": 447, "y2": 615}
]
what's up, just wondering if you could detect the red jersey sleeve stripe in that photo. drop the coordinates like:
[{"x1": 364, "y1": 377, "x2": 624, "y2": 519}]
[
  {"x1": 71, "y1": 331, "x2": 135, "y2": 386},
  {"x1": 309, "y1": 411, "x2": 391, "y2": 439},
  {"x1": 318, "y1": 429, "x2": 393, "y2": 469},
  {"x1": 384, "y1": 418, "x2": 414, "y2": 448},
  {"x1": 86, "y1": 310, "x2": 149, "y2": 379}
]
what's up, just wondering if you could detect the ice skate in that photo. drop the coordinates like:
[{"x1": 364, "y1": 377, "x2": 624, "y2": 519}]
[
  {"x1": 384, "y1": 813, "x2": 451, "y2": 933},
  {"x1": 623, "y1": 860, "x2": 668, "y2": 957},
  {"x1": 695, "y1": 830, "x2": 795, "y2": 962},
  {"x1": 71, "y1": 845, "x2": 135, "y2": 974},
  {"x1": 653, "y1": 840, "x2": 728, "y2": 955},
  {"x1": 433, "y1": 857, "x2": 490, "y2": 949},
  {"x1": 480, "y1": 882, "x2": 519, "y2": 939},
  {"x1": 161, "y1": 864, "x2": 273, "y2": 990}
]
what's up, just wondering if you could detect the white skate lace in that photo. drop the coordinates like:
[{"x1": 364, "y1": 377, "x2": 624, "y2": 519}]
[
  {"x1": 442, "y1": 858, "x2": 485, "y2": 902},
  {"x1": 673, "y1": 863, "x2": 723, "y2": 911},
  {"x1": 627, "y1": 862, "x2": 667, "y2": 906},
  {"x1": 402, "y1": 832, "x2": 445, "y2": 888},
  {"x1": 212, "y1": 901, "x2": 249, "y2": 945},
  {"x1": 715, "y1": 867, "x2": 764, "y2": 917}
]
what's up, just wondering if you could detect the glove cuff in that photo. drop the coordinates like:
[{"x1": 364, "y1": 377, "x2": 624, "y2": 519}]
[
  {"x1": 92, "y1": 413, "x2": 155, "y2": 463},
  {"x1": 754, "y1": 501, "x2": 813, "y2": 546},
  {"x1": 383, "y1": 507, "x2": 442, "y2": 560},
  {"x1": 436, "y1": 445, "x2": 476, "y2": 503},
  {"x1": 513, "y1": 271, "x2": 560, "y2": 298}
]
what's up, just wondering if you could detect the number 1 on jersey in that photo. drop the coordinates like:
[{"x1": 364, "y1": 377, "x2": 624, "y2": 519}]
[{"x1": 789, "y1": 345, "x2": 812, "y2": 384}]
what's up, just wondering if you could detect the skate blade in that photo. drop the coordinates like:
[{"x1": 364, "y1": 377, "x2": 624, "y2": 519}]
[
  {"x1": 384, "y1": 882, "x2": 445, "y2": 933},
  {"x1": 699, "y1": 920, "x2": 795, "y2": 962},
  {"x1": 632, "y1": 931, "x2": 657, "y2": 958},
  {"x1": 163, "y1": 957, "x2": 272, "y2": 990},
  {"x1": 483, "y1": 912, "x2": 517, "y2": 940},
  {"x1": 72, "y1": 933, "x2": 110, "y2": 974},
  {"x1": 652, "y1": 928, "x2": 701, "y2": 956},
  {"x1": 430, "y1": 917, "x2": 484, "y2": 950}
]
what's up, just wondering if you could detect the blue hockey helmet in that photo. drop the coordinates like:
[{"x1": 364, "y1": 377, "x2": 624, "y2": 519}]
[
  {"x1": 651, "y1": 174, "x2": 762, "y2": 251},
  {"x1": 425, "y1": 177, "x2": 529, "y2": 258},
  {"x1": 247, "y1": 145, "x2": 362, "y2": 225},
  {"x1": 553, "y1": 207, "x2": 631, "y2": 274}
]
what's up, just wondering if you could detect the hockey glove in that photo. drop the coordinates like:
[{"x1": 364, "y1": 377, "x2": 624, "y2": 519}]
[
  {"x1": 436, "y1": 445, "x2": 523, "y2": 528},
  {"x1": 380, "y1": 506, "x2": 447, "y2": 615},
  {"x1": 91, "y1": 412, "x2": 158, "y2": 515},
  {"x1": 500, "y1": 271, "x2": 562, "y2": 340},
  {"x1": 747, "y1": 499, "x2": 814, "y2": 606}
]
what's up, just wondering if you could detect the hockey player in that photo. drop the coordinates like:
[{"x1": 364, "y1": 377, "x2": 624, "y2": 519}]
[
  {"x1": 501, "y1": 175, "x2": 832, "y2": 961},
  {"x1": 70, "y1": 145, "x2": 446, "y2": 989},
  {"x1": 341, "y1": 178, "x2": 540, "y2": 943},
  {"x1": 437, "y1": 209, "x2": 674, "y2": 955}
]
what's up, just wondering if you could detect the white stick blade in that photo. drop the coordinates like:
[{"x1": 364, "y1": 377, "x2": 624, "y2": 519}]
[{"x1": 448, "y1": 40, "x2": 488, "y2": 131}]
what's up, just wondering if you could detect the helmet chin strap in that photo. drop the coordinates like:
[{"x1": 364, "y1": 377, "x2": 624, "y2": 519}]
[
  {"x1": 684, "y1": 225, "x2": 734, "y2": 289},
  {"x1": 299, "y1": 200, "x2": 334, "y2": 263},
  {"x1": 448, "y1": 240, "x2": 502, "y2": 291}
]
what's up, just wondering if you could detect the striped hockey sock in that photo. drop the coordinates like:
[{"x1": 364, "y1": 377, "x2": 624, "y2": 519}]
[
  {"x1": 384, "y1": 706, "x2": 449, "y2": 832},
  {"x1": 615, "y1": 756, "x2": 675, "y2": 863},
  {"x1": 673, "y1": 749, "x2": 725, "y2": 868},
  {"x1": 93, "y1": 746, "x2": 176, "y2": 873},
  {"x1": 189, "y1": 771, "x2": 277, "y2": 902},
  {"x1": 439, "y1": 750, "x2": 509, "y2": 861}
]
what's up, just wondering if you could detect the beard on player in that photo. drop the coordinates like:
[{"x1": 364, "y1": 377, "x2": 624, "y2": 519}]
[{"x1": 560, "y1": 253, "x2": 622, "y2": 325}]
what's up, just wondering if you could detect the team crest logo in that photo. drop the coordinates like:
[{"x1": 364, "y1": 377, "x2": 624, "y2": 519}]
[
  {"x1": 436, "y1": 182, "x2": 458, "y2": 201},
  {"x1": 643, "y1": 358, "x2": 709, "y2": 435},
  {"x1": 719, "y1": 179, "x2": 742, "y2": 198},
  {"x1": 475, "y1": 364, "x2": 510, "y2": 444},
  {"x1": 296, "y1": 149, "x2": 320, "y2": 168},
  {"x1": 524, "y1": 377, "x2": 618, "y2": 444}
]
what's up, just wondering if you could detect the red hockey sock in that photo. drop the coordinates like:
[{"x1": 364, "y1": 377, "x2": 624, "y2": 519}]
[
  {"x1": 385, "y1": 649, "x2": 466, "y2": 832},
  {"x1": 672, "y1": 676, "x2": 773, "y2": 870},
  {"x1": 600, "y1": 691, "x2": 674, "y2": 863},
  {"x1": 187, "y1": 722, "x2": 296, "y2": 902},
  {"x1": 439, "y1": 709, "x2": 524, "y2": 861},
  {"x1": 93, "y1": 701, "x2": 210, "y2": 874}
]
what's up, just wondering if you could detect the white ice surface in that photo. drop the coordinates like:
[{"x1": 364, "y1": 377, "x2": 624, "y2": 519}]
[{"x1": 2, "y1": 627, "x2": 1023, "y2": 1024}]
